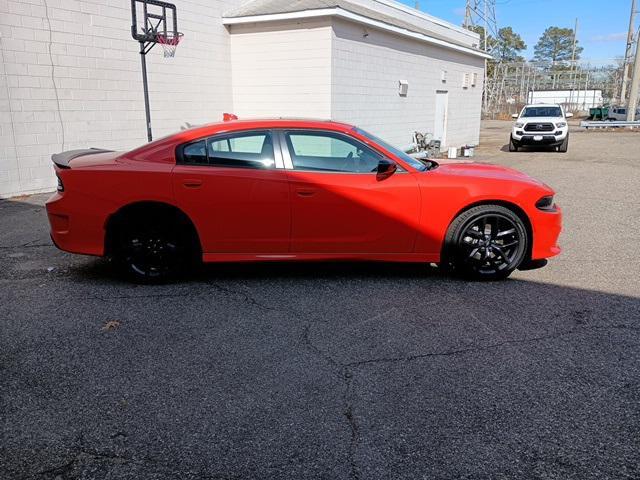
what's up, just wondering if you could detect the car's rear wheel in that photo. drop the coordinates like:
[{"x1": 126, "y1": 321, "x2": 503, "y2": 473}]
[
  {"x1": 508, "y1": 135, "x2": 519, "y2": 152},
  {"x1": 557, "y1": 134, "x2": 569, "y2": 153},
  {"x1": 110, "y1": 209, "x2": 199, "y2": 283},
  {"x1": 442, "y1": 205, "x2": 528, "y2": 280}
]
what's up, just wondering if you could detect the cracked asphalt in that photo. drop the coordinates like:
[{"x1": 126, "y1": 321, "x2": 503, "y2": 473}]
[{"x1": 2, "y1": 121, "x2": 640, "y2": 479}]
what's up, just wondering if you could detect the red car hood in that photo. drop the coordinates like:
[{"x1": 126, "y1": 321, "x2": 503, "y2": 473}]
[{"x1": 433, "y1": 160, "x2": 545, "y2": 186}]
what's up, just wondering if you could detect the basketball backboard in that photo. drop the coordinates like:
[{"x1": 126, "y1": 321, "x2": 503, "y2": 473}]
[{"x1": 130, "y1": 0, "x2": 178, "y2": 44}]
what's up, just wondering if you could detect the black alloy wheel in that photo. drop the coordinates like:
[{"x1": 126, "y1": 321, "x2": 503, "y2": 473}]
[
  {"x1": 116, "y1": 223, "x2": 186, "y2": 283},
  {"x1": 444, "y1": 205, "x2": 528, "y2": 280}
]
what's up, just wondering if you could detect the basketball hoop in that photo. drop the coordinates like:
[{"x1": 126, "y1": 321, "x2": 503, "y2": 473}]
[
  {"x1": 156, "y1": 31, "x2": 183, "y2": 58},
  {"x1": 131, "y1": 0, "x2": 182, "y2": 141}
]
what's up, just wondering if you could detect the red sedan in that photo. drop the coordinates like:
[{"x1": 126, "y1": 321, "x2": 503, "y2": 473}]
[{"x1": 46, "y1": 119, "x2": 561, "y2": 282}]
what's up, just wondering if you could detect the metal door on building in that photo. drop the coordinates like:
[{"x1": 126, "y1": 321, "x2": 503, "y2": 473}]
[{"x1": 434, "y1": 90, "x2": 449, "y2": 146}]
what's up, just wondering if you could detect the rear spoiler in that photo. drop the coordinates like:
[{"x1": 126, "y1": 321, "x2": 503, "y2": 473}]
[{"x1": 51, "y1": 148, "x2": 114, "y2": 169}]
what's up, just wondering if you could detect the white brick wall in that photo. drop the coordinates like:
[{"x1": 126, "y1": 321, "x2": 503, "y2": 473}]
[
  {"x1": 229, "y1": 19, "x2": 332, "y2": 119},
  {"x1": 0, "y1": 0, "x2": 238, "y2": 198},
  {"x1": 330, "y1": 18, "x2": 485, "y2": 149}
]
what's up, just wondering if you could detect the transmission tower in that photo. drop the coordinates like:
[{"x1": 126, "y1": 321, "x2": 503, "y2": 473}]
[{"x1": 463, "y1": 0, "x2": 498, "y2": 52}]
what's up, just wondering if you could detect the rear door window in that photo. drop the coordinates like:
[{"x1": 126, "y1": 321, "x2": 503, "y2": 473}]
[
  {"x1": 182, "y1": 140, "x2": 207, "y2": 164},
  {"x1": 178, "y1": 131, "x2": 275, "y2": 169}
]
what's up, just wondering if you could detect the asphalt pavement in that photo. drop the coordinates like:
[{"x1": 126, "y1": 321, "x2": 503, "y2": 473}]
[{"x1": 1, "y1": 121, "x2": 639, "y2": 479}]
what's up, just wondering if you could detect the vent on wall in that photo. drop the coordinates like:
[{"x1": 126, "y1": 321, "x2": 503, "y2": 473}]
[
  {"x1": 441, "y1": 70, "x2": 447, "y2": 83},
  {"x1": 471, "y1": 73, "x2": 478, "y2": 87},
  {"x1": 462, "y1": 73, "x2": 470, "y2": 89},
  {"x1": 398, "y1": 80, "x2": 408, "y2": 96}
]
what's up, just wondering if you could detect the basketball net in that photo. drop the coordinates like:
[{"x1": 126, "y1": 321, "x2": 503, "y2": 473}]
[{"x1": 156, "y1": 32, "x2": 183, "y2": 58}]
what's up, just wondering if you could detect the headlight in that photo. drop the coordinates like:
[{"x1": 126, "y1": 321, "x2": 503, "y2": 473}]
[
  {"x1": 535, "y1": 195, "x2": 556, "y2": 211},
  {"x1": 56, "y1": 174, "x2": 64, "y2": 192},
  {"x1": 556, "y1": 122, "x2": 567, "y2": 128},
  {"x1": 515, "y1": 122, "x2": 524, "y2": 128}
]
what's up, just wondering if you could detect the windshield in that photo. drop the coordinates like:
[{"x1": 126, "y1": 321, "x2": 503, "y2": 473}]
[
  {"x1": 353, "y1": 127, "x2": 430, "y2": 171},
  {"x1": 521, "y1": 106, "x2": 562, "y2": 118}
]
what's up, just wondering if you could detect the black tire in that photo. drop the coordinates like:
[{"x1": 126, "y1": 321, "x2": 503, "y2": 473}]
[
  {"x1": 441, "y1": 205, "x2": 528, "y2": 281},
  {"x1": 508, "y1": 135, "x2": 519, "y2": 152},
  {"x1": 111, "y1": 212, "x2": 198, "y2": 283},
  {"x1": 557, "y1": 134, "x2": 569, "y2": 153}
]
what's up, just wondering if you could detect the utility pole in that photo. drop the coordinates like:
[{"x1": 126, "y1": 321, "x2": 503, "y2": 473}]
[
  {"x1": 463, "y1": 1, "x2": 473, "y2": 29},
  {"x1": 621, "y1": 0, "x2": 637, "y2": 104},
  {"x1": 463, "y1": 0, "x2": 497, "y2": 46},
  {"x1": 570, "y1": 18, "x2": 579, "y2": 66},
  {"x1": 463, "y1": 1, "x2": 497, "y2": 116},
  {"x1": 627, "y1": 26, "x2": 640, "y2": 120},
  {"x1": 569, "y1": 18, "x2": 578, "y2": 111}
]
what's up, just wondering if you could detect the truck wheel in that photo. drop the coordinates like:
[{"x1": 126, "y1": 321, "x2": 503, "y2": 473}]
[
  {"x1": 508, "y1": 135, "x2": 519, "y2": 152},
  {"x1": 557, "y1": 134, "x2": 569, "y2": 153}
]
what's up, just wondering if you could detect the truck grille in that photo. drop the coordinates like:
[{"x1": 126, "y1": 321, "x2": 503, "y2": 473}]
[{"x1": 524, "y1": 122, "x2": 555, "y2": 132}]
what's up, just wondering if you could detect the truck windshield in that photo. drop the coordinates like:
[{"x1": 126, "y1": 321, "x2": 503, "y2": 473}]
[
  {"x1": 522, "y1": 107, "x2": 562, "y2": 117},
  {"x1": 353, "y1": 127, "x2": 430, "y2": 171}
]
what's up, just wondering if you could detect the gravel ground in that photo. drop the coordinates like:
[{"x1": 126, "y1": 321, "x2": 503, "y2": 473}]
[{"x1": 1, "y1": 121, "x2": 639, "y2": 479}]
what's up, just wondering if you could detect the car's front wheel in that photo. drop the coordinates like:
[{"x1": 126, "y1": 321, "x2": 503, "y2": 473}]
[{"x1": 442, "y1": 205, "x2": 528, "y2": 280}]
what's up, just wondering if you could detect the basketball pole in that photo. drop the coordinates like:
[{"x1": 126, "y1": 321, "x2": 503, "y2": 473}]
[{"x1": 139, "y1": 41, "x2": 153, "y2": 142}]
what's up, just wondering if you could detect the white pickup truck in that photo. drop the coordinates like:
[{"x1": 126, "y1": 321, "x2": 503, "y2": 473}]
[{"x1": 509, "y1": 104, "x2": 572, "y2": 153}]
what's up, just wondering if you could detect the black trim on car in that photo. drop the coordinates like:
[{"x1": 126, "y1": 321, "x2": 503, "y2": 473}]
[{"x1": 517, "y1": 135, "x2": 563, "y2": 146}]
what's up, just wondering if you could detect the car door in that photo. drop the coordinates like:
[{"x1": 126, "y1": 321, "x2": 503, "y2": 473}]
[
  {"x1": 278, "y1": 129, "x2": 420, "y2": 254},
  {"x1": 172, "y1": 130, "x2": 290, "y2": 254}
]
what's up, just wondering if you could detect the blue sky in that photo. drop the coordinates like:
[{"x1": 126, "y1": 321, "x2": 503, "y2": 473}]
[{"x1": 399, "y1": 0, "x2": 632, "y2": 65}]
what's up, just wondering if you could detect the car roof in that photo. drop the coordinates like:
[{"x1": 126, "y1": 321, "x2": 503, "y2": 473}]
[
  {"x1": 179, "y1": 118, "x2": 356, "y2": 139},
  {"x1": 125, "y1": 118, "x2": 359, "y2": 162}
]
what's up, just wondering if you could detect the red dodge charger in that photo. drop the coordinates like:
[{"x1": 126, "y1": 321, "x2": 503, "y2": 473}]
[{"x1": 46, "y1": 119, "x2": 561, "y2": 282}]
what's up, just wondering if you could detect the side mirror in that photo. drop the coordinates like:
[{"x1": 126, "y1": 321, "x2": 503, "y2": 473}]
[
  {"x1": 511, "y1": 113, "x2": 519, "y2": 119},
  {"x1": 376, "y1": 158, "x2": 397, "y2": 180},
  {"x1": 565, "y1": 112, "x2": 574, "y2": 118}
]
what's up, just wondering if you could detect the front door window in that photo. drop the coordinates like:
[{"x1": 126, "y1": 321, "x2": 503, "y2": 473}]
[{"x1": 284, "y1": 131, "x2": 381, "y2": 173}]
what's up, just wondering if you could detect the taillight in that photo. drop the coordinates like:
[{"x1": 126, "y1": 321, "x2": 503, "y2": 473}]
[
  {"x1": 536, "y1": 195, "x2": 556, "y2": 211},
  {"x1": 56, "y1": 173, "x2": 64, "y2": 192}
]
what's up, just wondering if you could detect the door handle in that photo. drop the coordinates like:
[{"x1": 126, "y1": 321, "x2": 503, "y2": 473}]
[
  {"x1": 183, "y1": 179, "x2": 203, "y2": 188},
  {"x1": 296, "y1": 188, "x2": 316, "y2": 197}
]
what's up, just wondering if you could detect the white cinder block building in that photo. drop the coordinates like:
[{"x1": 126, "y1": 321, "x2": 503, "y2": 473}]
[{"x1": 0, "y1": 0, "x2": 487, "y2": 198}]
